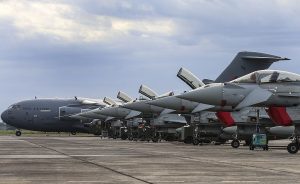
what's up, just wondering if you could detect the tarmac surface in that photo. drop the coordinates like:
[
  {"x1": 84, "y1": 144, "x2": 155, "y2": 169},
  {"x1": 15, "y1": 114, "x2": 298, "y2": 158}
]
[{"x1": 0, "y1": 136, "x2": 299, "y2": 184}]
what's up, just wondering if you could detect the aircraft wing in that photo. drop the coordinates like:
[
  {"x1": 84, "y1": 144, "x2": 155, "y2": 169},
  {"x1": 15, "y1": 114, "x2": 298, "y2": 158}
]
[
  {"x1": 235, "y1": 87, "x2": 273, "y2": 110},
  {"x1": 160, "y1": 108, "x2": 176, "y2": 115},
  {"x1": 125, "y1": 110, "x2": 142, "y2": 119},
  {"x1": 157, "y1": 114, "x2": 187, "y2": 124},
  {"x1": 192, "y1": 103, "x2": 215, "y2": 113}
]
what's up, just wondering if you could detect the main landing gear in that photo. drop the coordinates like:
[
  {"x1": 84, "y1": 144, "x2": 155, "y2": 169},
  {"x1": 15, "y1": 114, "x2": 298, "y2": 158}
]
[
  {"x1": 287, "y1": 137, "x2": 300, "y2": 154},
  {"x1": 231, "y1": 139, "x2": 240, "y2": 148},
  {"x1": 15, "y1": 130, "x2": 22, "y2": 136}
]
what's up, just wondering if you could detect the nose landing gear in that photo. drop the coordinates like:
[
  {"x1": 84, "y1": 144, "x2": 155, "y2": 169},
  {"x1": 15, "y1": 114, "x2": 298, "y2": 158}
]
[{"x1": 15, "y1": 130, "x2": 22, "y2": 136}]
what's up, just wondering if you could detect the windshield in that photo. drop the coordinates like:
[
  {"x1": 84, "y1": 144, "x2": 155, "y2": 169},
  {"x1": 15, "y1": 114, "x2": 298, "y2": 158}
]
[
  {"x1": 8, "y1": 104, "x2": 21, "y2": 110},
  {"x1": 231, "y1": 72, "x2": 257, "y2": 84}
]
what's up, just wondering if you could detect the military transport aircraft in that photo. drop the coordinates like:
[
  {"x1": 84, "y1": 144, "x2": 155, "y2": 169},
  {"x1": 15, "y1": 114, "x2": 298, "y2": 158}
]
[
  {"x1": 178, "y1": 70, "x2": 300, "y2": 153},
  {"x1": 1, "y1": 97, "x2": 106, "y2": 136}
]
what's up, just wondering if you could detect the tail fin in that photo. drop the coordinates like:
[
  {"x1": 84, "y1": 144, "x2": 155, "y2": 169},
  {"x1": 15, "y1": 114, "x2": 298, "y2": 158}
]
[
  {"x1": 103, "y1": 97, "x2": 118, "y2": 106},
  {"x1": 117, "y1": 91, "x2": 133, "y2": 103},
  {"x1": 139, "y1": 85, "x2": 158, "y2": 99},
  {"x1": 215, "y1": 51, "x2": 289, "y2": 82},
  {"x1": 177, "y1": 67, "x2": 205, "y2": 89}
]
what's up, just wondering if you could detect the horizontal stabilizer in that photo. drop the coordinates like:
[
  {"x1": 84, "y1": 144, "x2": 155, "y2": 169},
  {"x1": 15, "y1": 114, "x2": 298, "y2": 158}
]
[
  {"x1": 235, "y1": 88, "x2": 273, "y2": 110},
  {"x1": 139, "y1": 85, "x2": 158, "y2": 99},
  {"x1": 192, "y1": 103, "x2": 215, "y2": 113},
  {"x1": 125, "y1": 110, "x2": 142, "y2": 119},
  {"x1": 242, "y1": 56, "x2": 290, "y2": 62},
  {"x1": 177, "y1": 67, "x2": 205, "y2": 89}
]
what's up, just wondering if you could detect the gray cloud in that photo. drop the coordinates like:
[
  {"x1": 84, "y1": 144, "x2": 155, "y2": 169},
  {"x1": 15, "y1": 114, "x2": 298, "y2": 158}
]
[{"x1": 0, "y1": 0, "x2": 300, "y2": 113}]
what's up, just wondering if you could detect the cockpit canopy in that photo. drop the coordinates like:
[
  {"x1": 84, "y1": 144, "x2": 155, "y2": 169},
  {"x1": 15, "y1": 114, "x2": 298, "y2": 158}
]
[{"x1": 231, "y1": 70, "x2": 300, "y2": 84}]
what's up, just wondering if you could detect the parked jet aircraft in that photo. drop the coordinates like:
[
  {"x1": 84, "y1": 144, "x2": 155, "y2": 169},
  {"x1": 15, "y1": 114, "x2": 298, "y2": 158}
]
[
  {"x1": 1, "y1": 98, "x2": 106, "y2": 136},
  {"x1": 178, "y1": 70, "x2": 300, "y2": 153},
  {"x1": 148, "y1": 52, "x2": 289, "y2": 146}
]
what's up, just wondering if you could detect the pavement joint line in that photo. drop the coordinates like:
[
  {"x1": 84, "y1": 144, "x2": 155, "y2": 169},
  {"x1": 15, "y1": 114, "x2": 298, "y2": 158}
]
[
  {"x1": 19, "y1": 137, "x2": 300, "y2": 178},
  {"x1": 29, "y1": 137, "x2": 300, "y2": 176},
  {"x1": 20, "y1": 138, "x2": 154, "y2": 184},
  {"x1": 115, "y1": 145, "x2": 300, "y2": 177}
]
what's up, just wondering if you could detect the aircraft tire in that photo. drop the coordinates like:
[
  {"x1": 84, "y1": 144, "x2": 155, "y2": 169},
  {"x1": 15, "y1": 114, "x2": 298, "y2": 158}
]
[
  {"x1": 121, "y1": 134, "x2": 127, "y2": 140},
  {"x1": 152, "y1": 137, "x2": 159, "y2": 143},
  {"x1": 287, "y1": 143, "x2": 299, "y2": 154},
  {"x1": 15, "y1": 130, "x2": 21, "y2": 137},
  {"x1": 231, "y1": 139, "x2": 240, "y2": 148},
  {"x1": 193, "y1": 139, "x2": 200, "y2": 145},
  {"x1": 71, "y1": 132, "x2": 76, "y2": 135}
]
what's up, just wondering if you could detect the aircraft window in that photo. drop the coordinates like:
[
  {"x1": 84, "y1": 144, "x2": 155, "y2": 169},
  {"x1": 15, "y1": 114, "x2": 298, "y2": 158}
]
[{"x1": 10, "y1": 105, "x2": 21, "y2": 110}]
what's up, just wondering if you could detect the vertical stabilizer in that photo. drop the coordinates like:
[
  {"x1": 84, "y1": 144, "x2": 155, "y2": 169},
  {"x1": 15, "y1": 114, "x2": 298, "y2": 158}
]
[{"x1": 215, "y1": 51, "x2": 289, "y2": 82}]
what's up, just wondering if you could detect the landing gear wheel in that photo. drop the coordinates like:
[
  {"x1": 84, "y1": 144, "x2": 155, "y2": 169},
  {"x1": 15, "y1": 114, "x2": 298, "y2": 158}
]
[
  {"x1": 249, "y1": 145, "x2": 254, "y2": 150},
  {"x1": 287, "y1": 143, "x2": 299, "y2": 154},
  {"x1": 121, "y1": 134, "x2": 128, "y2": 140},
  {"x1": 193, "y1": 139, "x2": 200, "y2": 145},
  {"x1": 264, "y1": 145, "x2": 269, "y2": 151},
  {"x1": 71, "y1": 132, "x2": 76, "y2": 135},
  {"x1": 15, "y1": 130, "x2": 21, "y2": 137},
  {"x1": 152, "y1": 137, "x2": 159, "y2": 143},
  {"x1": 231, "y1": 139, "x2": 240, "y2": 148}
]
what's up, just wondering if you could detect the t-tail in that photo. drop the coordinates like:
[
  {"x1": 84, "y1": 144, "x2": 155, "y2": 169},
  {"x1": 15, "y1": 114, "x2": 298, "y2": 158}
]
[{"x1": 215, "y1": 51, "x2": 289, "y2": 82}]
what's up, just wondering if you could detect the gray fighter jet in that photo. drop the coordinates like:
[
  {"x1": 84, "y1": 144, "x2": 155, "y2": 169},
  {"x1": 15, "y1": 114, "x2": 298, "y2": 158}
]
[
  {"x1": 1, "y1": 97, "x2": 106, "y2": 136},
  {"x1": 148, "y1": 52, "x2": 289, "y2": 146},
  {"x1": 178, "y1": 70, "x2": 300, "y2": 153}
]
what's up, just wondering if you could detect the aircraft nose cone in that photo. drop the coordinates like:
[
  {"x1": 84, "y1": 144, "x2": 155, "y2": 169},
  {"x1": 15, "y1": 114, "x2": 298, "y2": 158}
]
[
  {"x1": 147, "y1": 96, "x2": 180, "y2": 109},
  {"x1": 1, "y1": 110, "x2": 8, "y2": 123},
  {"x1": 178, "y1": 84, "x2": 224, "y2": 105}
]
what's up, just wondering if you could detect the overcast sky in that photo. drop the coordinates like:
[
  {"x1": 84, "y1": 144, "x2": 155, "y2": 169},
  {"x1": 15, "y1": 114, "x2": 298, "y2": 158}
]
[{"x1": 0, "y1": 0, "x2": 300, "y2": 113}]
